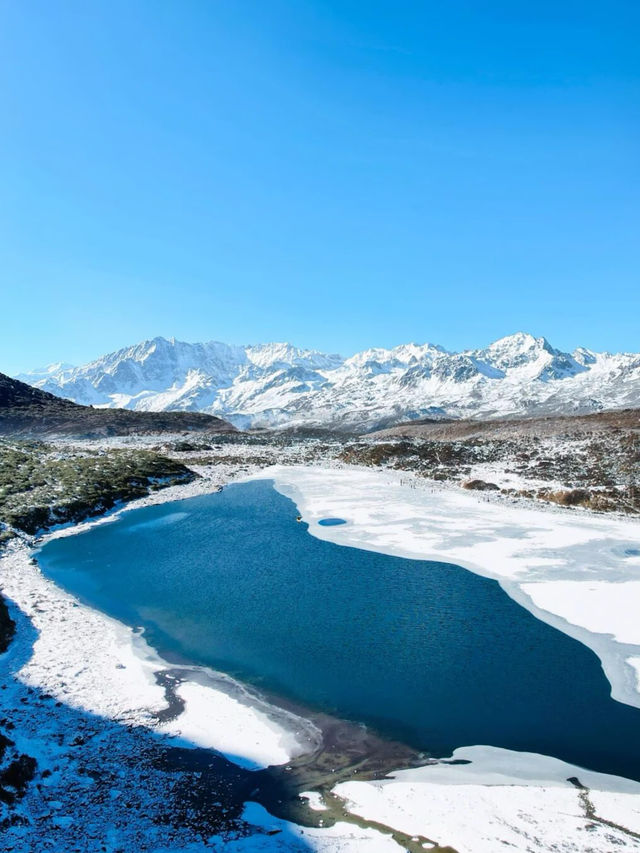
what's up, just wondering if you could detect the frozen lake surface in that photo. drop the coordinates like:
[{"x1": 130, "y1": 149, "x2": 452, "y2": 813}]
[{"x1": 37, "y1": 479, "x2": 640, "y2": 780}]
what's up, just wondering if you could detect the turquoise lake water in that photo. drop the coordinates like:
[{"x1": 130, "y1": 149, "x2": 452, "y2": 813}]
[{"x1": 37, "y1": 479, "x2": 640, "y2": 780}]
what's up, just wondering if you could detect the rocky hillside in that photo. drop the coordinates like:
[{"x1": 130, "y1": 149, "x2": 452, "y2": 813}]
[
  {"x1": 371, "y1": 408, "x2": 640, "y2": 441},
  {"x1": 0, "y1": 373, "x2": 236, "y2": 438},
  {"x1": 0, "y1": 440, "x2": 198, "y2": 536},
  {"x1": 16, "y1": 333, "x2": 640, "y2": 431},
  {"x1": 342, "y1": 410, "x2": 640, "y2": 516}
]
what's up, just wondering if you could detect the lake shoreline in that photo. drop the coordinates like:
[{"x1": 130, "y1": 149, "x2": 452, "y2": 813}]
[{"x1": 2, "y1": 464, "x2": 640, "y2": 851}]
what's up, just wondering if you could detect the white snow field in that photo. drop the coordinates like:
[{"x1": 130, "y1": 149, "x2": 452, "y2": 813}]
[{"x1": 333, "y1": 746, "x2": 640, "y2": 853}]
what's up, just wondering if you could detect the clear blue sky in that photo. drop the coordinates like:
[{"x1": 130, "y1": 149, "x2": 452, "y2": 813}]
[{"x1": 1, "y1": 0, "x2": 638, "y2": 373}]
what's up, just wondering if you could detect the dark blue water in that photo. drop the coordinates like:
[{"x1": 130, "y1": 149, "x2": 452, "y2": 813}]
[
  {"x1": 318, "y1": 518, "x2": 347, "y2": 526},
  {"x1": 38, "y1": 480, "x2": 640, "y2": 780}
]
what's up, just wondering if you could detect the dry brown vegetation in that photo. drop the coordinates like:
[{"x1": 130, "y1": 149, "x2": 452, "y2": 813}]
[
  {"x1": 371, "y1": 408, "x2": 640, "y2": 441},
  {"x1": 339, "y1": 422, "x2": 640, "y2": 516}
]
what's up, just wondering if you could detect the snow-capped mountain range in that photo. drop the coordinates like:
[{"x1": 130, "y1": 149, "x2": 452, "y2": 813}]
[{"x1": 15, "y1": 333, "x2": 640, "y2": 431}]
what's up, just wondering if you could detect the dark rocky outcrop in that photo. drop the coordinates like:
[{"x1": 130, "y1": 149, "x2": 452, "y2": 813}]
[
  {"x1": 0, "y1": 373, "x2": 236, "y2": 438},
  {"x1": 462, "y1": 479, "x2": 500, "y2": 491},
  {"x1": 0, "y1": 595, "x2": 15, "y2": 654}
]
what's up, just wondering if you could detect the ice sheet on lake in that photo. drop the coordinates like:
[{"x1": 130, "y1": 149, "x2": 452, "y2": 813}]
[{"x1": 260, "y1": 465, "x2": 640, "y2": 710}]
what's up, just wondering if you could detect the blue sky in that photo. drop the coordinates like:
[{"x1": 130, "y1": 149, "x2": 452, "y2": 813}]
[{"x1": 1, "y1": 0, "x2": 638, "y2": 373}]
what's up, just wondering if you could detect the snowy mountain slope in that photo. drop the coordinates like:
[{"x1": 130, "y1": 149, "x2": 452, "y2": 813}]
[{"x1": 15, "y1": 333, "x2": 640, "y2": 431}]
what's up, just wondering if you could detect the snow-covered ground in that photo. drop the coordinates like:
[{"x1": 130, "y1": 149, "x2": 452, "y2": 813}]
[
  {"x1": 334, "y1": 746, "x2": 640, "y2": 853},
  {"x1": 3, "y1": 462, "x2": 640, "y2": 851}
]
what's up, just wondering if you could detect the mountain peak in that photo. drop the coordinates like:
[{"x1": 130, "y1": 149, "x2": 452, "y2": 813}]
[
  {"x1": 484, "y1": 331, "x2": 548, "y2": 350},
  {"x1": 18, "y1": 361, "x2": 75, "y2": 380}
]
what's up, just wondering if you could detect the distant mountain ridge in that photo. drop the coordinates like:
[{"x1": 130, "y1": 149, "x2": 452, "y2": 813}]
[{"x1": 15, "y1": 333, "x2": 640, "y2": 431}]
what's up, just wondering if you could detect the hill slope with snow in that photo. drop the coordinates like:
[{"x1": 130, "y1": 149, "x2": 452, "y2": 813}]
[{"x1": 15, "y1": 333, "x2": 640, "y2": 431}]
